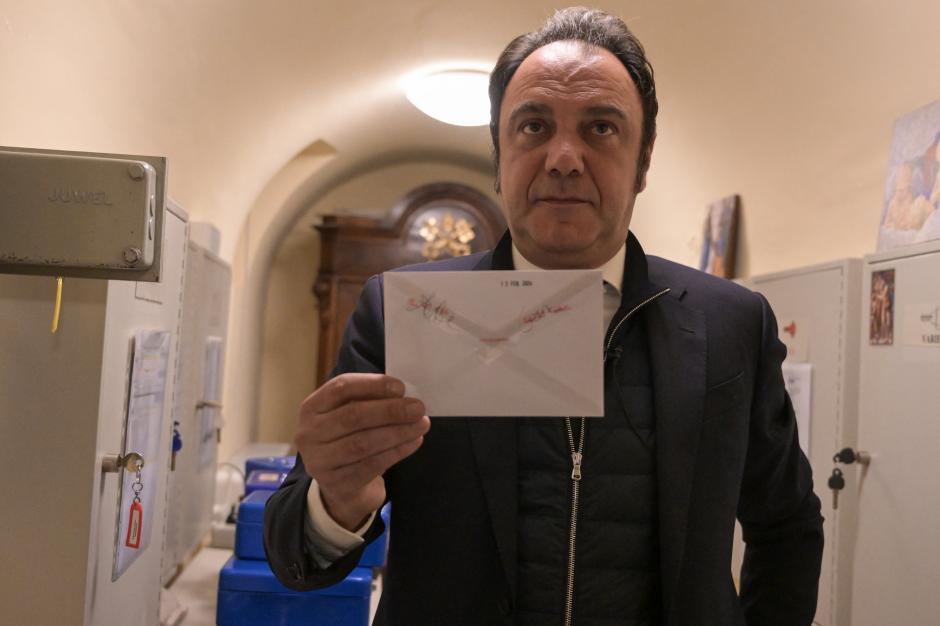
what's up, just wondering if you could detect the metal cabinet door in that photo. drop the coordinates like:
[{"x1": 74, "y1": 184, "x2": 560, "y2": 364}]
[
  {"x1": 851, "y1": 240, "x2": 940, "y2": 626},
  {"x1": 84, "y1": 208, "x2": 187, "y2": 625},
  {"x1": 736, "y1": 260, "x2": 861, "y2": 626},
  {"x1": 163, "y1": 241, "x2": 231, "y2": 583}
]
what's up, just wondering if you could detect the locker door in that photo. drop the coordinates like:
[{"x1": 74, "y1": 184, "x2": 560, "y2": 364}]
[
  {"x1": 85, "y1": 209, "x2": 188, "y2": 625},
  {"x1": 163, "y1": 242, "x2": 231, "y2": 583},
  {"x1": 737, "y1": 260, "x2": 861, "y2": 626},
  {"x1": 851, "y1": 241, "x2": 940, "y2": 626},
  {"x1": 181, "y1": 251, "x2": 230, "y2": 555}
]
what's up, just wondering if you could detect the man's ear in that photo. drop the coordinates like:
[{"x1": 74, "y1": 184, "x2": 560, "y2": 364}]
[{"x1": 635, "y1": 133, "x2": 656, "y2": 193}]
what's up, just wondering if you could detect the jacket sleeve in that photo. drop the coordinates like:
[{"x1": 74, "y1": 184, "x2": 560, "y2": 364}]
[
  {"x1": 263, "y1": 275, "x2": 388, "y2": 590},
  {"x1": 738, "y1": 292, "x2": 824, "y2": 626}
]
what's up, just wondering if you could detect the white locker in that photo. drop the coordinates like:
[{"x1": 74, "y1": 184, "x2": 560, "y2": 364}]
[
  {"x1": 736, "y1": 259, "x2": 862, "y2": 626},
  {"x1": 0, "y1": 207, "x2": 187, "y2": 626},
  {"x1": 162, "y1": 238, "x2": 231, "y2": 583},
  {"x1": 851, "y1": 239, "x2": 940, "y2": 626}
]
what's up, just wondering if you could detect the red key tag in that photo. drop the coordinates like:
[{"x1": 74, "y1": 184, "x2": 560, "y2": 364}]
[{"x1": 125, "y1": 501, "x2": 143, "y2": 549}]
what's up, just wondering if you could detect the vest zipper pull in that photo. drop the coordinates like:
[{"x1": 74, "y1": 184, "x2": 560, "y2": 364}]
[{"x1": 571, "y1": 452, "x2": 583, "y2": 481}]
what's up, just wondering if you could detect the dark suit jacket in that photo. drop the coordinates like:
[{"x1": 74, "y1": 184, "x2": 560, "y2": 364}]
[{"x1": 264, "y1": 232, "x2": 824, "y2": 626}]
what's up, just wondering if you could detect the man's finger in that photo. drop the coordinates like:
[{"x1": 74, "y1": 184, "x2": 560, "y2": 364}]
[
  {"x1": 312, "y1": 397, "x2": 426, "y2": 442},
  {"x1": 320, "y1": 435, "x2": 425, "y2": 494},
  {"x1": 308, "y1": 417, "x2": 430, "y2": 471},
  {"x1": 302, "y1": 373, "x2": 405, "y2": 414}
]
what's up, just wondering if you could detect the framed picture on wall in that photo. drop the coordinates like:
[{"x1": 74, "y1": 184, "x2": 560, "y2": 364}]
[
  {"x1": 699, "y1": 194, "x2": 740, "y2": 279},
  {"x1": 877, "y1": 99, "x2": 940, "y2": 251},
  {"x1": 869, "y1": 269, "x2": 895, "y2": 345}
]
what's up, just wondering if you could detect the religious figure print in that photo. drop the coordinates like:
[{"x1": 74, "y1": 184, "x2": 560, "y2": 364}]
[
  {"x1": 877, "y1": 99, "x2": 940, "y2": 251},
  {"x1": 869, "y1": 269, "x2": 895, "y2": 346}
]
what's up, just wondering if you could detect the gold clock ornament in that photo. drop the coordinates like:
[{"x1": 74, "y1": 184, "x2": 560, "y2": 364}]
[{"x1": 418, "y1": 213, "x2": 476, "y2": 260}]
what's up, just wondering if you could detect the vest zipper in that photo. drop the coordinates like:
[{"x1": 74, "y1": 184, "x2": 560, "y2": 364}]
[{"x1": 562, "y1": 287, "x2": 671, "y2": 626}]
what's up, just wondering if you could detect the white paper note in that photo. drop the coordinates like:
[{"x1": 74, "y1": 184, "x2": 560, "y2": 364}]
[
  {"x1": 113, "y1": 329, "x2": 170, "y2": 581},
  {"x1": 384, "y1": 270, "x2": 604, "y2": 416},
  {"x1": 782, "y1": 362, "x2": 812, "y2": 456}
]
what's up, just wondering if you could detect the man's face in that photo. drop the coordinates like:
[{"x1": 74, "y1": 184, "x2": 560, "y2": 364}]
[{"x1": 497, "y1": 41, "x2": 651, "y2": 269}]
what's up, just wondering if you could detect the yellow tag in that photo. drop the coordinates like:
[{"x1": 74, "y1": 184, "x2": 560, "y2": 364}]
[{"x1": 51, "y1": 277, "x2": 63, "y2": 334}]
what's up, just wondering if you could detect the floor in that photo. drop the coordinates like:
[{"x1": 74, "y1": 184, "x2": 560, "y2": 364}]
[
  {"x1": 164, "y1": 547, "x2": 231, "y2": 626},
  {"x1": 165, "y1": 547, "x2": 381, "y2": 626}
]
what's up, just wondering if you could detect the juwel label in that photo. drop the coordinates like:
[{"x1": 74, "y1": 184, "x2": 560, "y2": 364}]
[{"x1": 47, "y1": 188, "x2": 114, "y2": 205}]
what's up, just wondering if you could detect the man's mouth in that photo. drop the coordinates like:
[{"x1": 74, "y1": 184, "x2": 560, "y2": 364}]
[{"x1": 535, "y1": 196, "x2": 590, "y2": 205}]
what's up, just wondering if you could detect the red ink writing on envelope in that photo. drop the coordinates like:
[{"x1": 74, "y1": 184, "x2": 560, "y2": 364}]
[
  {"x1": 476, "y1": 305, "x2": 572, "y2": 351},
  {"x1": 522, "y1": 304, "x2": 572, "y2": 330},
  {"x1": 406, "y1": 294, "x2": 455, "y2": 325}
]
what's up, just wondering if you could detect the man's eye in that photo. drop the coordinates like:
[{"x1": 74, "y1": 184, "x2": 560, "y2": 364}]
[
  {"x1": 521, "y1": 121, "x2": 544, "y2": 134},
  {"x1": 592, "y1": 122, "x2": 615, "y2": 136}
]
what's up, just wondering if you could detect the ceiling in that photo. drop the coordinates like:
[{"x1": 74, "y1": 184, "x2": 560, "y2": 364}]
[{"x1": 1, "y1": 0, "x2": 938, "y2": 265}]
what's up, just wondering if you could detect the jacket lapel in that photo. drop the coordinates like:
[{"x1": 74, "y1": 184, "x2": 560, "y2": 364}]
[
  {"x1": 465, "y1": 231, "x2": 519, "y2": 600},
  {"x1": 645, "y1": 285, "x2": 707, "y2": 621}
]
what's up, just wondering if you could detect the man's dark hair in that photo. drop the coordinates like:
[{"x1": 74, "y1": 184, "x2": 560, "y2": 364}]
[{"x1": 489, "y1": 7, "x2": 658, "y2": 192}]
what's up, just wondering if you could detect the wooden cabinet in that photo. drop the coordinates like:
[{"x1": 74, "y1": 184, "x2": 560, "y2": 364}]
[{"x1": 313, "y1": 182, "x2": 506, "y2": 384}]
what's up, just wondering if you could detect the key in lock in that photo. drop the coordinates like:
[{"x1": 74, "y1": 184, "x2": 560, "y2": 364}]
[{"x1": 827, "y1": 467, "x2": 845, "y2": 510}]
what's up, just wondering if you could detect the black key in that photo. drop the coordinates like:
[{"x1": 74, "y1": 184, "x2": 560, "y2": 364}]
[{"x1": 828, "y1": 468, "x2": 845, "y2": 510}]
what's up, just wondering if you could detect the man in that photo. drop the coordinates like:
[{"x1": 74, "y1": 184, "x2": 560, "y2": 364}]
[{"x1": 265, "y1": 8, "x2": 823, "y2": 625}]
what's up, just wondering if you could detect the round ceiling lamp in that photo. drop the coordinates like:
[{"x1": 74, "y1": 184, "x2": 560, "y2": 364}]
[{"x1": 403, "y1": 69, "x2": 491, "y2": 127}]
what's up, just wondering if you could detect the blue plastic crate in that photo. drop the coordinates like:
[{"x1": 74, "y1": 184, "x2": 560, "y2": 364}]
[
  {"x1": 237, "y1": 491, "x2": 390, "y2": 566},
  {"x1": 359, "y1": 503, "x2": 391, "y2": 568},
  {"x1": 245, "y1": 455, "x2": 296, "y2": 477},
  {"x1": 217, "y1": 557, "x2": 371, "y2": 626},
  {"x1": 245, "y1": 469, "x2": 288, "y2": 495},
  {"x1": 235, "y1": 489, "x2": 272, "y2": 560}
]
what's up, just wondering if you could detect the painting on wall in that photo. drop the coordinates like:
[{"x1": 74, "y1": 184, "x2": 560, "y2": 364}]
[
  {"x1": 869, "y1": 269, "x2": 895, "y2": 345},
  {"x1": 699, "y1": 194, "x2": 740, "y2": 279},
  {"x1": 877, "y1": 99, "x2": 940, "y2": 251}
]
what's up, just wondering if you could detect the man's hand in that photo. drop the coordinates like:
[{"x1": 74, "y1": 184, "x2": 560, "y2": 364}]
[{"x1": 295, "y1": 373, "x2": 429, "y2": 531}]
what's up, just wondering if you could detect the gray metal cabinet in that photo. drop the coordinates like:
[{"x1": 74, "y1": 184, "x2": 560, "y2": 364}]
[
  {"x1": 162, "y1": 237, "x2": 231, "y2": 583},
  {"x1": 737, "y1": 259, "x2": 862, "y2": 626},
  {"x1": 851, "y1": 240, "x2": 940, "y2": 626}
]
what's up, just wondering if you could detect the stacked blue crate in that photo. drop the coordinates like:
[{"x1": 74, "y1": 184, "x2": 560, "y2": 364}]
[
  {"x1": 233, "y1": 489, "x2": 272, "y2": 560},
  {"x1": 245, "y1": 469, "x2": 289, "y2": 496},
  {"x1": 217, "y1": 457, "x2": 389, "y2": 626},
  {"x1": 245, "y1": 454, "x2": 296, "y2": 476},
  {"x1": 218, "y1": 559, "x2": 372, "y2": 626}
]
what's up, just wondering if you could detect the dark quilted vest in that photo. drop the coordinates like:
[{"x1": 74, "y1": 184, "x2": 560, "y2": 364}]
[{"x1": 515, "y1": 249, "x2": 663, "y2": 626}]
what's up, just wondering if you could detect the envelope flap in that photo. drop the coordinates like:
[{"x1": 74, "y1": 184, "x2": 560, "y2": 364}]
[{"x1": 385, "y1": 269, "x2": 602, "y2": 340}]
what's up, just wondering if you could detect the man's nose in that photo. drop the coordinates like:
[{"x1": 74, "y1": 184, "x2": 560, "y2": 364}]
[{"x1": 544, "y1": 134, "x2": 584, "y2": 178}]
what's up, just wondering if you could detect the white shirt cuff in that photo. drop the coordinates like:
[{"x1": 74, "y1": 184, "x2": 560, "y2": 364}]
[{"x1": 303, "y1": 479, "x2": 376, "y2": 567}]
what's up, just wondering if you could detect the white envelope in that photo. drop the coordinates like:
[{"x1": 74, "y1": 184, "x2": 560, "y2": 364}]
[{"x1": 383, "y1": 270, "x2": 604, "y2": 416}]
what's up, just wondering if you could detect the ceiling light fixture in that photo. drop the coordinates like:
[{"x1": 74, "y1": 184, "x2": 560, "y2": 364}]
[{"x1": 403, "y1": 69, "x2": 491, "y2": 127}]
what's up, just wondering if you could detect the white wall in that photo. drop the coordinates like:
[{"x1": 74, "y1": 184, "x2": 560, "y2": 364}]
[
  {"x1": 630, "y1": 0, "x2": 940, "y2": 277},
  {"x1": 2, "y1": 0, "x2": 939, "y2": 456}
]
